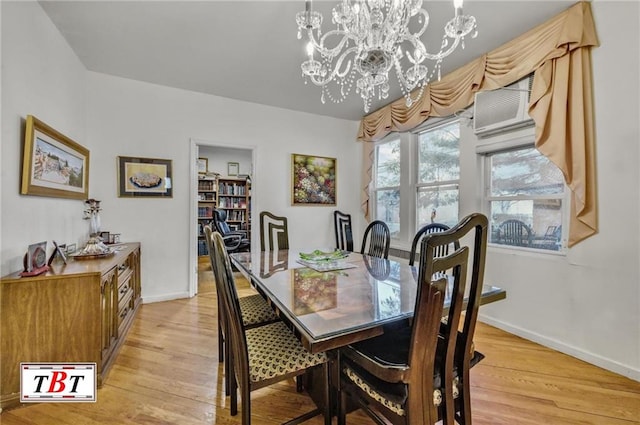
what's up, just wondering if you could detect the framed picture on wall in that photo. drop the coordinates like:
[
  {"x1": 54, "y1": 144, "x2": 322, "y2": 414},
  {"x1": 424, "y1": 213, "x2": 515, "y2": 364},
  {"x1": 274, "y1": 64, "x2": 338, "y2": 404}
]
[
  {"x1": 197, "y1": 157, "x2": 208, "y2": 174},
  {"x1": 117, "y1": 156, "x2": 173, "y2": 198},
  {"x1": 21, "y1": 115, "x2": 90, "y2": 200},
  {"x1": 291, "y1": 153, "x2": 336, "y2": 206},
  {"x1": 227, "y1": 162, "x2": 239, "y2": 176}
]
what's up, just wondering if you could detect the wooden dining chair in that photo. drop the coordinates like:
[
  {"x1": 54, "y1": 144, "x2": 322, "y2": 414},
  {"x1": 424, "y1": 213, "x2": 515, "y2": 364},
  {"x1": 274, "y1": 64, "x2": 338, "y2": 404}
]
[
  {"x1": 203, "y1": 226, "x2": 278, "y2": 395},
  {"x1": 210, "y1": 231, "x2": 331, "y2": 425},
  {"x1": 259, "y1": 211, "x2": 289, "y2": 251},
  {"x1": 338, "y1": 213, "x2": 489, "y2": 425},
  {"x1": 360, "y1": 220, "x2": 391, "y2": 259},
  {"x1": 334, "y1": 210, "x2": 354, "y2": 252},
  {"x1": 409, "y1": 223, "x2": 460, "y2": 266}
]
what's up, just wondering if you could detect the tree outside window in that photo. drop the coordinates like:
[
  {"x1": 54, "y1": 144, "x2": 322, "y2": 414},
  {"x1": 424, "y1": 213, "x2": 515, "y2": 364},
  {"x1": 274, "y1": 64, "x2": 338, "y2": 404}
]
[{"x1": 417, "y1": 122, "x2": 460, "y2": 228}]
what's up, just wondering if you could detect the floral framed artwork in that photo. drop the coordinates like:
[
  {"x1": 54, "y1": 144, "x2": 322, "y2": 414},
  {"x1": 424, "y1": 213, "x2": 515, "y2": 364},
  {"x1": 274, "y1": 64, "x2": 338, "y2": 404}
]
[
  {"x1": 21, "y1": 115, "x2": 90, "y2": 200},
  {"x1": 117, "y1": 156, "x2": 173, "y2": 198},
  {"x1": 291, "y1": 153, "x2": 336, "y2": 206}
]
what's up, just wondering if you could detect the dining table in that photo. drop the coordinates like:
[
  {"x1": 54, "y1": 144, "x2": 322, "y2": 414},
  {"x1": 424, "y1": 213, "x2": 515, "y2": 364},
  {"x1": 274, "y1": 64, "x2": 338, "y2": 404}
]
[{"x1": 229, "y1": 248, "x2": 506, "y2": 355}]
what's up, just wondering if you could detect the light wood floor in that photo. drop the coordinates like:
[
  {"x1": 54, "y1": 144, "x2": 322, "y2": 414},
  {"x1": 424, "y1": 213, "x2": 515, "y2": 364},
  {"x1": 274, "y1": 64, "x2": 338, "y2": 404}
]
[{"x1": 2, "y1": 259, "x2": 639, "y2": 424}]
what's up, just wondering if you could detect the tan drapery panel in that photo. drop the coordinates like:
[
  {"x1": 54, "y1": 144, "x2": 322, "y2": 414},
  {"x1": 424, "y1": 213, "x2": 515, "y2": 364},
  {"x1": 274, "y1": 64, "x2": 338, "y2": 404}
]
[{"x1": 359, "y1": 1, "x2": 598, "y2": 247}]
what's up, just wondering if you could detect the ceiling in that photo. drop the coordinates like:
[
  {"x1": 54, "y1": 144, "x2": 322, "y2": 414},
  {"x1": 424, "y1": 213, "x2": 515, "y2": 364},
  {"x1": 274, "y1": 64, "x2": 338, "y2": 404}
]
[{"x1": 39, "y1": 0, "x2": 574, "y2": 121}]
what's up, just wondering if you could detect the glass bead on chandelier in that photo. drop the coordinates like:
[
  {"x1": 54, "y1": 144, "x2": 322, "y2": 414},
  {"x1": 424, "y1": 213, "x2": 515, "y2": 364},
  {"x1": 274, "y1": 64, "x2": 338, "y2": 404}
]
[{"x1": 296, "y1": 0, "x2": 478, "y2": 113}]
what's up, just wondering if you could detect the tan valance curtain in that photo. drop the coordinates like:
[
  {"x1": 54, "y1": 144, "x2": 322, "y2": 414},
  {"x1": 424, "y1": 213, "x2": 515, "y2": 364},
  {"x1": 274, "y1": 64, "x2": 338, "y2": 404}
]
[{"x1": 359, "y1": 1, "x2": 599, "y2": 247}]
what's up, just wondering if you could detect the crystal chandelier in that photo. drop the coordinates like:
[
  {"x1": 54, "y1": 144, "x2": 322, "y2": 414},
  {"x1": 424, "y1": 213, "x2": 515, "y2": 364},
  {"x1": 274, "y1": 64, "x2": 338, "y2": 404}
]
[{"x1": 296, "y1": 0, "x2": 478, "y2": 113}]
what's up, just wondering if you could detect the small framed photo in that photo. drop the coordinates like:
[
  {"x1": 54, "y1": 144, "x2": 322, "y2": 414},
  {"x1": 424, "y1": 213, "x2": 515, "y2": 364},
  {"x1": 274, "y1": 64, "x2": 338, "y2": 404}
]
[
  {"x1": 100, "y1": 231, "x2": 110, "y2": 243},
  {"x1": 48, "y1": 241, "x2": 68, "y2": 266},
  {"x1": 117, "y1": 156, "x2": 173, "y2": 198},
  {"x1": 66, "y1": 243, "x2": 77, "y2": 254},
  {"x1": 197, "y1": 157, "x2": 208, "y2": 174},
  {"x1": 227, "y1": 162, "x2": 239, "y2": 176}
]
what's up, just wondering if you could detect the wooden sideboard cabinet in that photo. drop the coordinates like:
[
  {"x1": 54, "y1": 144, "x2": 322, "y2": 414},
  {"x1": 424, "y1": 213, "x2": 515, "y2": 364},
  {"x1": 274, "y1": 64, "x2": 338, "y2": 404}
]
[{"x1": 0, "y1": 242, "x2": 141, "y2": 408}]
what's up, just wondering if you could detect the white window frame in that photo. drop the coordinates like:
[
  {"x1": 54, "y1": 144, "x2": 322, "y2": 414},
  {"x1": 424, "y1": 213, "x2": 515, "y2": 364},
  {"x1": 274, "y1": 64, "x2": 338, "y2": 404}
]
[
  {"x1": 478, "y1": 135, "x2": 569, "y2": 254},
  {"x1": 371, "y1": 135, "x2": 404, "y2": 240}
]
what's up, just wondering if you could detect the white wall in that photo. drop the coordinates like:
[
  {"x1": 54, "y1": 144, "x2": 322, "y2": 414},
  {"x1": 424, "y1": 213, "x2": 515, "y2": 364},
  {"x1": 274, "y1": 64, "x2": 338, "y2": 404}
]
[
  {"x1": 1, "y1": 1, "x2": 88, "y2": 275},
  {"x1": 85, "y1": 72, "x2": 360, "y2": 302},
  {"x1": 474, "y1": 1, "x2": 640, "y2": 380},
  {"x1": 199, "y1": 145, "x2": 252, "y2": 178}
]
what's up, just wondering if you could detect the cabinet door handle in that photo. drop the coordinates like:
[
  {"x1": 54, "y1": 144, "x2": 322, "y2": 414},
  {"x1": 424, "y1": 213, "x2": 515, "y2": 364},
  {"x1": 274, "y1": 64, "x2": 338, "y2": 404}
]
[
  {"x1": 119, "y1": 284, "x2": 129, "y2": 295},
  {"x1": 120, "y1": 308, "x2": 128, "y2": 319}
]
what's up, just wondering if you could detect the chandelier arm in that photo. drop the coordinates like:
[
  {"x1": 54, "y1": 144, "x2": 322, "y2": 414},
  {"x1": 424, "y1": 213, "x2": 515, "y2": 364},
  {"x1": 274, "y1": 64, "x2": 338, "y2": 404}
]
[
  {"x1": 306, "y1": 28, "x2": 357, "y2": 59},
  {"x1": 306, "y1": 46, "x2": 359, "y2": 86},
  {"x1": 403, "y1": 33, "x2": 462, "y2": 62},
  {"x1": 410, "y1": 9, "x2": 432, "y2": 38}
]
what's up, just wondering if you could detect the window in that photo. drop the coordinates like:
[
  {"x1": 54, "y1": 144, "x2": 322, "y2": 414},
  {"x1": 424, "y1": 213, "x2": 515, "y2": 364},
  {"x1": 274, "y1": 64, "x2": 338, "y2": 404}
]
[
  {"x1": 416, "y1": 121, "x2": 460, "y2": 229},
  {"x1": 484, "y1": 146, "x2": 566, "y2": 251},
  {"x1": 371, "y1": 119, "x2": 461, "y2": 247},
  {"x1": 373, "y1": 139, "x2": 401, "y2": 237}
]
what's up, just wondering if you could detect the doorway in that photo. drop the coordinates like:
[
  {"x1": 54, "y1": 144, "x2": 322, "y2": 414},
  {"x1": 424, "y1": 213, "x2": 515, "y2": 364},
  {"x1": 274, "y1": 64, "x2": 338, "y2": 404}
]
[{"x1": 188, "y1": 138, "x2": 256, "y2": 297}]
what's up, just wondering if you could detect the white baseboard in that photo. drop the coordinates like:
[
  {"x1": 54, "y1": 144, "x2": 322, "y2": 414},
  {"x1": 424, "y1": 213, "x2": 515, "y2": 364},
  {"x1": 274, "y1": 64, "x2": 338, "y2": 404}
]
[
  {"x1": 141, "y1": 292, "x2": 191, "y2": 304},
  {"x1": 479, "y1": 314, "x2": 640, "y2": 382}
]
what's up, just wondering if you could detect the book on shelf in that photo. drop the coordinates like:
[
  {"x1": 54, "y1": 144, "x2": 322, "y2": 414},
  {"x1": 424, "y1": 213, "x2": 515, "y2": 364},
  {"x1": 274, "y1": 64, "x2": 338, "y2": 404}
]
[
  {"x1": 198, "y1": 206, "x2": 213, "y2": 218},
  {"x1": 198, "y1": 239, "x2": 208, "y2": 256},
  {"x1": 218, "y1": 182, "x2": 246, "y2": 196}
]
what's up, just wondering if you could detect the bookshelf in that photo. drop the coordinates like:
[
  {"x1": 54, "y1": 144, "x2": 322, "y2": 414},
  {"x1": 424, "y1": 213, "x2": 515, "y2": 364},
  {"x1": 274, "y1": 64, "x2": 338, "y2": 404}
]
[
  {"x1": 197, "y1": 177, "x2": 217, "y2": 256},
  {"x1": 217, "y1": 177, "x2": 251, "y2": 240}
]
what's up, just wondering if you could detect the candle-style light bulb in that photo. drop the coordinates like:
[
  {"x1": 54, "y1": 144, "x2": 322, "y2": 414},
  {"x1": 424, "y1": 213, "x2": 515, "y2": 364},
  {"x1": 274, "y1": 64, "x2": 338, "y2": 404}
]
[
  {"x1": 453, "y1": 0, "x2": 463, "y2": 17},
  {"x1": 305, "y1": 41, "x2": 314, "y2": 59}
]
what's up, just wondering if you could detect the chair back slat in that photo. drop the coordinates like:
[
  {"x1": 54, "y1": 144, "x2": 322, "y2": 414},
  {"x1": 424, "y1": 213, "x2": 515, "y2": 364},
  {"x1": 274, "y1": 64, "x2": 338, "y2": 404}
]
[
  {"x1": 259, "y1": 211, "x2": 289, "y2": 251},
  {"x1": 334, "y1": 210, "x2": 354, "y2": 251},
  {"x1": 409, "y1": 223, "x2": 460, "y2": 266},
  {"x1": 360, "y1": 220, "x2": 390, "y2": 259}
]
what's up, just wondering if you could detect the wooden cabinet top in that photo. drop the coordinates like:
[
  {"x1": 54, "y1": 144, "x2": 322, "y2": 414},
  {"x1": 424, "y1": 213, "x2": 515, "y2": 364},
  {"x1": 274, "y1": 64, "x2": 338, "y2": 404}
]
[{"x1": 1, "y1": 242, "x2": 140, "y2": 282}]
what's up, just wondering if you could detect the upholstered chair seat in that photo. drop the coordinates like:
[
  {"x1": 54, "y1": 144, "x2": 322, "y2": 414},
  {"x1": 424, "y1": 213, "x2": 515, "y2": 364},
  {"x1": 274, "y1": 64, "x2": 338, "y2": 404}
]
[
  {"x1": 341, "y1": 327, "x2": 485, "y2": 418},
  {"x1": 244, "y1": 321, "x2": 327, "y2": 384}
]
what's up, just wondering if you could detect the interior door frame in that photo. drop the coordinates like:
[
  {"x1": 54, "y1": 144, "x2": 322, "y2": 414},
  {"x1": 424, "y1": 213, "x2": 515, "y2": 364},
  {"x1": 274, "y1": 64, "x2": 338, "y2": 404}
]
[{"x1": 188, "y1": 138, "x2": 256, "y2": 297}]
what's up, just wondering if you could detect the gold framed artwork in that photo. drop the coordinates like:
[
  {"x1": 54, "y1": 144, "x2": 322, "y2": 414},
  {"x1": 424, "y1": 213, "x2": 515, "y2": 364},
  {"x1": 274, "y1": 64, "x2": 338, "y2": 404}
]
[
  {"x1": 117, "y1": 156, "x2": 173, "y2": 198},
  {"x1": 21, "y1": 115, "x2": 90, "y2": 200},
  {"x1": 291, "y1": 153, "x2": 336, "y2": 206},
  {"x1": 197, "y1": 157, "x2": 208, "y2": 174}
]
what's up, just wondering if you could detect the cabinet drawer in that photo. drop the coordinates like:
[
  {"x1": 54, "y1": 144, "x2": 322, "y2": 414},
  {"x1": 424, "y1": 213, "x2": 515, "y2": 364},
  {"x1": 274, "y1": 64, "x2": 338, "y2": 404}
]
[
  {"x1": 116, "y1": 258, "x2": 133, "y2": 284},
  {"x1": 117, "y1": 291, "x2": 134, "y2": 334},
  {"x1": 117, "y1": 277, "x2": 133, "y2": 306}
]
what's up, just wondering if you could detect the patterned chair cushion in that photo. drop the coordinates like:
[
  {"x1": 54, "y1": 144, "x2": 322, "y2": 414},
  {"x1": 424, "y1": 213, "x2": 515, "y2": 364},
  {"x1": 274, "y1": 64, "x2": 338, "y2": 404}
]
[
  {"x1": 245, "y1": 322, "x2": 327, "y2": 383},
  {"x1": 343, "y1": 361, "x2": 459, "y2": 417},
  {"x1": 239, "y1": 294, "x2": 278, "y2": 326},
  {"x1": 343, "y1": 363, "x2": 408, "y2": 416}
]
